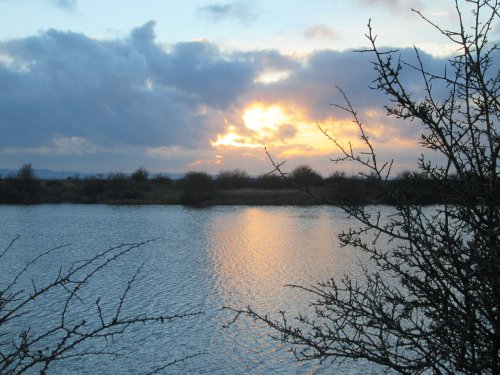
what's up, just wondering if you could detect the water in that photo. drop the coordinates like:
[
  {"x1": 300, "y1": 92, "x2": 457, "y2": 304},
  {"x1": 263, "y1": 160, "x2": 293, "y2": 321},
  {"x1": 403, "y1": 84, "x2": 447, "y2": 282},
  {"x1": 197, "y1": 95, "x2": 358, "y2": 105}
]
[{"x1": 0, "y1": 204, "x2": 388, "y2": 374}]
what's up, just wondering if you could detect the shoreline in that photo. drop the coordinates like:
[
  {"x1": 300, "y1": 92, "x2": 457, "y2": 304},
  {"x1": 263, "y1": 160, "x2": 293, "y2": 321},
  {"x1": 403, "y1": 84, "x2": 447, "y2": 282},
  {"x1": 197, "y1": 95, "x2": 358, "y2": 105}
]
[{"x1": 2, "y1": 174, "x2": 494, "y2": 206}]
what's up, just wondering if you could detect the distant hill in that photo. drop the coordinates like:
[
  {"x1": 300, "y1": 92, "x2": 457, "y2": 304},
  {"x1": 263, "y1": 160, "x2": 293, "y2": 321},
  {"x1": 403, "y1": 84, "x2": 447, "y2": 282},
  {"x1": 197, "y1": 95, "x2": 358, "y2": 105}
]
[
  {"x1": 0, "y1": 168, "x2": 184, "y2": 180},
  {"x1": 0, "y1": 168, "x2": 85, "y2": 179}
]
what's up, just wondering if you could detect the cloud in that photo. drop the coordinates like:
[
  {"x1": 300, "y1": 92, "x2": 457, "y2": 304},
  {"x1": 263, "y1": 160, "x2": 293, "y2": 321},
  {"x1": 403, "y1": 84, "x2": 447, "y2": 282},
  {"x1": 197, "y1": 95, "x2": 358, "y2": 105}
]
[
  {"x1": 0, "y1": 136, "x2": 97, "y2": 155},
  {"x1": 0, "y1": 21, "x2": 260, "y2": 154},
  {"x1": 0, "y1": 0, "x2": 77, "y2": 11},
  {"x1": 0, "y1": 21, "x2": 452, "y2": 173},
  {"x1": 304, "y1": 25, "x2": 339, "y2": 41},
  {"x1": 0, "y1": 21, "x2": 289, "y2": 171},
  {"x1": 199, "y1": 1, "x2": 257, "y2": 25},
  {"x1": 49, "y1": 0, "x2": 77, "y2": 11},
  {"x1": 352, "y1": 0, "x2": 425, "y2": 13},
  {"x1": 249, "y1": 47, "x2": 448, "y2": 122}
]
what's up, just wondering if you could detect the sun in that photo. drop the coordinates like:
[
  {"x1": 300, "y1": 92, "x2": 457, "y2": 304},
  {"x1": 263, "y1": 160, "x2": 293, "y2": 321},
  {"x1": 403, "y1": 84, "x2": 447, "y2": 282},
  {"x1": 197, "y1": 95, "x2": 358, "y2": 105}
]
[
  {"x1": 211, "y1": 103, "x2": 290, "y2": 148},
  {"x1": 212, "y1": 102, "x2": 350, "y2": 155},
  {"x1": 242, "y1": 104, "x2": 288, "y2": 134}
]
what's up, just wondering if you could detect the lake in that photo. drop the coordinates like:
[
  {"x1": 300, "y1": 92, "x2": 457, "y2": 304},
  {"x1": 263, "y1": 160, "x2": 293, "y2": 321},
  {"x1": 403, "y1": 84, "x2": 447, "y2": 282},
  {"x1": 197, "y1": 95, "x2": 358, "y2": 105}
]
[{"x1": 0, "y1": 204, "x2": 388, "y2": 374}]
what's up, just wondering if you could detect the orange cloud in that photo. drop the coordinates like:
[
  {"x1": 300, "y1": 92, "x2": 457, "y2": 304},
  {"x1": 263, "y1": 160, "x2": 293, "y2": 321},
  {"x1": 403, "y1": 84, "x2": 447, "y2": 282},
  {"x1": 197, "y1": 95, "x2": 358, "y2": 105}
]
[
  {"x1": 211, "y1": 101, "x2": 372, "y2": 157},
  {"x1": 211, "y1": 103, "x2": 294, "y2": 149},
  {"x1": 209, "y1": 100, "x2": 423, "y2": 176},
  {"x1": 212, "y1": 125, "x2": 264, "y2": 148}
]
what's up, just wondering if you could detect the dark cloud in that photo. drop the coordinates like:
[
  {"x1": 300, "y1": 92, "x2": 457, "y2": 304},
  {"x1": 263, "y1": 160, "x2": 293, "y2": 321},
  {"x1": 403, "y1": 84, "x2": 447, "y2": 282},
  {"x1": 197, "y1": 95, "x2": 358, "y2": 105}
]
[
  {"x1": 247, "y1": 49, "x2": 380, "y2": 118},
  {"x1": 235, "y1": 49, "x2": 300, "y2": 72},
  {"x1": 159, "y1": 41, "x2": 257, "y2": 109},
  {"x1": 0, "y1": 22, "x2": 259, "y2": 154},
  {"x1": 0, "y1": 21, "x2": 453, "y2": 172},
  {"x1": 198, "y1": 1, "x2": 257, "y2": 25},
  {"x1": 245, "y1": 47, "x2": 450, "y2": 143}
]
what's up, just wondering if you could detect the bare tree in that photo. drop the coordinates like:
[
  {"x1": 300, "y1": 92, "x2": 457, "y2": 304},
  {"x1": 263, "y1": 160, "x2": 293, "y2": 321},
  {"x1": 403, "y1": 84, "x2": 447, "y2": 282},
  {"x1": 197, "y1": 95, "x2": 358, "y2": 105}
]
[
  {"x1": 13, "y1": 164, "x2": 41, "y2": 203},
  {"x1": 0, "y1": 236, "x2": 201, "y2": 374},
  {"x1": 227, "y1": 1, "x2": 499, "y2": 373}
]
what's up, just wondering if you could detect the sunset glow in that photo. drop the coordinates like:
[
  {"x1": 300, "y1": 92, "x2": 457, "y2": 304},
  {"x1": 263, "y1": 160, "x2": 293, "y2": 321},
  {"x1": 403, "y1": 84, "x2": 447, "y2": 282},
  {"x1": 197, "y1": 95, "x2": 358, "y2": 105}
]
[
  {"x1": 0, "y1": 0, "x2": 456, "y2": 174},
  {"x1": 242, "y1": 104, "x2": 288, "y2": 133},
  {"x1": 212, "y1": 104, "x2": 289, "y2": 149},
  {"x1": 211, "y1": 125, "x2": 263, "y2": 149},
  {"x1": 210, "y1": 101, "x2": 367, "y2": 161}
]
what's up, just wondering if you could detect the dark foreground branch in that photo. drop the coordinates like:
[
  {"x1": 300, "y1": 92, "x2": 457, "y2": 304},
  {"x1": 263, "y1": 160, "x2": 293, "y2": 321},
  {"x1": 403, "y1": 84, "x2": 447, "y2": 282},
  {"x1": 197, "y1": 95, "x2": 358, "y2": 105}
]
[
  {"x1": 226, "y1": 2, "x2": 499, "y2": 374},
  {"x1": 0, "y1": 237, "x2": 202, "y2": 374}
]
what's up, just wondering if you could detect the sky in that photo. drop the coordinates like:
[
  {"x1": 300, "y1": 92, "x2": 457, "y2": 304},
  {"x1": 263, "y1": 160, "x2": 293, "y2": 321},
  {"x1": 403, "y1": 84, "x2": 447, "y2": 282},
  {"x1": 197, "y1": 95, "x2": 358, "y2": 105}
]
[{"x1": 0, "y1": 0, "x2": 494, "y2": 176}]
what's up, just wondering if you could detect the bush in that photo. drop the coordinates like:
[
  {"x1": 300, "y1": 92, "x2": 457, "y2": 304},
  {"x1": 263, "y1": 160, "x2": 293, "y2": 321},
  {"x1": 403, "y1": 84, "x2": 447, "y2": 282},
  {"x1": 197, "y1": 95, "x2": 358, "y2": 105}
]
[
  {"x1": 216, "y1": 169, "x2": 250, "y2": 189},
  {"x1": 80, "y1": 177, "x2": 106, "y2": 201},
  {"x1": 152, "y1": 174, "x2": 172, "y2": 185},
  {"x1": 179, "y1": 171, "x2": 216, "y2": 205},
  {"x1": 289, "y1": 165, "x2": 323, "y2": 189},
  {"x1": 131, "y1": 167, "x2": 149, "y2": 183},
  {"x1": 254, "y1": 174, "x2": 287, "y2": 189},
  {"x1": 3, "y1": 164, "x2": 42, "y2": 203}
]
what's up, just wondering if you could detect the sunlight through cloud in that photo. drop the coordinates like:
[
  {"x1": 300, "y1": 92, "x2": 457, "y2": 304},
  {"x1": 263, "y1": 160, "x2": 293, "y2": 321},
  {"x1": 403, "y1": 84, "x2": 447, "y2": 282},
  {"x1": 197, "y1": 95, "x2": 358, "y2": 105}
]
[
  {"x1": 212, "y1": 125, "x2": 263, "y2": 148},
  {"x1": 254, "y1": 70, "x2": 291, "y2": 84},
  {"x1": 242, "y1": 104, "x2": 288, "y2": 133}
]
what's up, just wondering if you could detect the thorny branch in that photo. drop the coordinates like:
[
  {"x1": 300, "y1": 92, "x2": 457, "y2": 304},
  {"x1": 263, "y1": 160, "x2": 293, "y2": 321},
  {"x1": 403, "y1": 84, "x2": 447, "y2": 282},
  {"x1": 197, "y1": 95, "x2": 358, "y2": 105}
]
[
  {"x1": 0, "y1": 238, "x2": 202, "y2": 374},
  {"x1": 226, "y1": 1, "x2": 499, "y2": 373}
]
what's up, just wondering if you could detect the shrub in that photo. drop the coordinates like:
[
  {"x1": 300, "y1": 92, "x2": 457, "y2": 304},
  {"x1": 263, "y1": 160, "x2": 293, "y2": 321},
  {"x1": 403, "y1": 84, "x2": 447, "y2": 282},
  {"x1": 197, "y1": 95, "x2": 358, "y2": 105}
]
[
  {"x1": 289, "y1": 165, "x2": 323, "y2": 189},
  {"x1": 179, "y1": 171, "x2": 216, "y2": 205},
  {"x1": 131, "y1": 167, "x2": 149, "y2": 183},
  {"x1": 216, "y1": 169, "x2": 250, "y2": 189}
]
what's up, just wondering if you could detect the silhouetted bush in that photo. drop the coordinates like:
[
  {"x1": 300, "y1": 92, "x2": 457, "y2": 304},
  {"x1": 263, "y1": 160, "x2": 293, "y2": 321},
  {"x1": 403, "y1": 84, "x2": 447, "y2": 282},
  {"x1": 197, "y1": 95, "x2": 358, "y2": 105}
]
[
  {"x1": 4, "y1": 164, "x2": 42, "y2": 203},
  {"x1": 325, "y1": 171, "x2": 346, "y2": 183},
  {"x1": 107, "y1": 172, "x2": 128, "y2": 187},
  {"x1": 254, "y1": 174, "x2": 287, "y2": 189},
  {"x1": 152, "y1": 174, "x2": 172, "y2": 185},
  {"x1": 397, "y1": 170, "x2": 413, "y2": 180},
  {"x1": 0, "y1": 178, "x2": 19, "y2": 203},
  {"x1": 40, "y1": 179, "x2": 67, "y2": 203},
  {"x1": 44, "y1": 180, "x2": 64, "y2": 188},
  {"x1": 216, "y1": 169, "x2": 250, "y2": 189},
  {"x1": 131, "y1": 167, "x2": 149, "y2": 183},
  {"x1": 121, "y1": 189, "x2": 144, "y2": 200},
  {"x1": 80, "y1": 177, "x2": 106, "y2": 201},
  {"x1": 289, "y1": 165, "x2": 323, "y2": 189},
  {"x1": 19, "y1": 164, "x2": 41, "y2": 192},
  {"x1": 179, "y1": 171, "x2": 216, "y2": 205}
]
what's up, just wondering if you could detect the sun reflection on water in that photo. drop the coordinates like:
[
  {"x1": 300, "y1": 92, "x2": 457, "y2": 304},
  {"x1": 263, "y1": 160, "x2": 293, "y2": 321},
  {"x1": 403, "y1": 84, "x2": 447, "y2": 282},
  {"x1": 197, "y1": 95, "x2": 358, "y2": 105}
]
[{"x1": 207, "y1": 207, "x2": 359, "y2": 314}]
